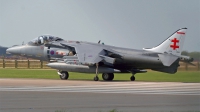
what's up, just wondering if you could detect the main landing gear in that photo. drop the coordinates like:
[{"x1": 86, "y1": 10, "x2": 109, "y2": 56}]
[
  {"x1": 102, "y1": 73, "x2": 114, "y2": 81},
  {"x1": 94, "y1": 76, "x2": 99, "y2": 81},
  {"x1": 94, "y1": 63, "x2": 99, "y2": 81},
  {"x1": 93, "y1": 63, "x2": 115, "y2": 81},
  {"x1": 94, "y1": 72, "x2": 134, "y2": 81},
  {"x1": 94, "y1": 73, "x2": 114, "y2": 81}
]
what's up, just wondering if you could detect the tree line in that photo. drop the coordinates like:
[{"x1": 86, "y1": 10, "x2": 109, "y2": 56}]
[{"x1": 181, "y1": 51, "x2": 200, "y2": 61}]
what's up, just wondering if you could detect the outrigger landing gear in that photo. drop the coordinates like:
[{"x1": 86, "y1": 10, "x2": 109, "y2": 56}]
[
  {"x1": 94, "y1": 63, "x2": 99, "y2": 81},
  {"x1": 130, "y1": 72, "x2": 136, "y2": 81},
  {"x1": 58, "y1": 71, "x2": 69, "y2": 80},
  {"x1": 130, "y1": 76, "x2": 135, "y2": 81}
]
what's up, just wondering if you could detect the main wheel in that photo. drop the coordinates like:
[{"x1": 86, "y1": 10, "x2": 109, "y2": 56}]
[
  {"x1": 130, "y1": 76, "x2": 135, "y2": 81},
  {"x1": 59, "y1": 71, "x2": 69, "y2": 80},
  {"x1": 94, "y1": 76, "x2": 99, "y2": 81},
  {"x1": 102, "y1": 73, "x2": 114, "y2": 81}
]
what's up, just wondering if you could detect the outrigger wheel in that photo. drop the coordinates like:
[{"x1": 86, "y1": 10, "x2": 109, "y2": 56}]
[
  {"x1": 59, "y1": 71, "x2": 69, "y2": 80},
  {"x1": 130, "y1": 76, "x2": 135, "y2": 81}
]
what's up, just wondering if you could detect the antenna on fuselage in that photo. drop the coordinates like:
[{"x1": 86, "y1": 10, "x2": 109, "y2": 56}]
[{"x1": 98, "y1": 40, "x2": 101, "y2": 44}]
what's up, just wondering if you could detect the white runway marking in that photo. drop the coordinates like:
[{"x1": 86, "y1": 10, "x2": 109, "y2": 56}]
[{"x1": 1, "y1": 82, "x2": 200, "y2": 95}]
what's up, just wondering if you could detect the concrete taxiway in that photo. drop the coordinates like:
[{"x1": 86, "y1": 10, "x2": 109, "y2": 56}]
[{"x1": 0, "y1": 79, "x2": 200, "y2": 112}]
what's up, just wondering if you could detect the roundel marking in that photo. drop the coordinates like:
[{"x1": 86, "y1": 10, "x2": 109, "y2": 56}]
[{"x1": 50, "y1": 50, "x2": 55, "y2": 55}]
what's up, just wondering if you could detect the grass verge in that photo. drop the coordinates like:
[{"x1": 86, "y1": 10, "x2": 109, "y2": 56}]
[{"x1": 0, "y1": 69, "x2": 199, "y2": 82}]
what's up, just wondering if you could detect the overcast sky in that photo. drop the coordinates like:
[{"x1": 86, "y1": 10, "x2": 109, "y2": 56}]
[{"x1": 0, "y1": 0, "x2": 199, "y2": 51}]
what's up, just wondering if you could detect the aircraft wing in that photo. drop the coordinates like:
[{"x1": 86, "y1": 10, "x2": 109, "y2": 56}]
[
  {"x1": 61, "y1": 42, "x2": 105, "y2": 65},
  {"x1": 47, "y1": 41, "x2": 123, "y2": 66}
]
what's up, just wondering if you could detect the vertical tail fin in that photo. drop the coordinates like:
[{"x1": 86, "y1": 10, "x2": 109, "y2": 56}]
[{"x1": 143, "y1": 28, "x2": 187, "y2": 56}]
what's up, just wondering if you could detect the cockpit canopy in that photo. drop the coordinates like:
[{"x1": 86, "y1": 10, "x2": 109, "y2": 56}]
[{"x1": 28, "y1": 35, "x2": 63, "y2": 45}]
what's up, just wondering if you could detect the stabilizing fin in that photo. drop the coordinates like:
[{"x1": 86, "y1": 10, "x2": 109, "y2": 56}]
[{"x1": 143, "y1": 28, "x2": 187, "y2": 56}]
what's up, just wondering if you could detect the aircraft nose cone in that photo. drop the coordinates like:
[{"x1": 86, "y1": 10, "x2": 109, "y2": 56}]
[{"x1": 6, "y1": 47, "x2": 21, "y2": 54}]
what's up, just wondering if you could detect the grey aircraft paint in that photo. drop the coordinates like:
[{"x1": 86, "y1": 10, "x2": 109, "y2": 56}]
[{"x1": 6, "y1": 28, "x2": 193, "y2": 81}]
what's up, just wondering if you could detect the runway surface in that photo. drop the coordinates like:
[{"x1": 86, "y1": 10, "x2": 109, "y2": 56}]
[{"x1": 0, "y1": 79, "x2": 200, "y2": 112}]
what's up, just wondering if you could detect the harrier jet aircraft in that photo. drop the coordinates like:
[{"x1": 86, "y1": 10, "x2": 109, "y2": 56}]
[{"x1": 7, "y1": 28, "x2": 193, "y2": 81}]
